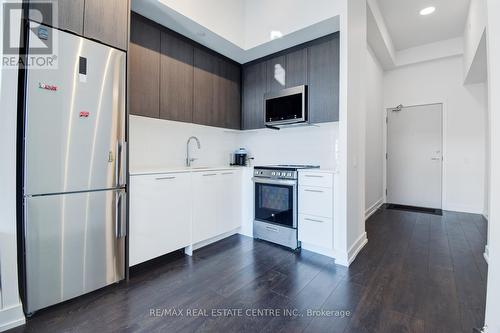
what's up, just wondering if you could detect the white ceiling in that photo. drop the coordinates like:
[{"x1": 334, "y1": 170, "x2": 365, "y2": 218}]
[
  {"x1": 377, "y1": 0, "x2": 470, "y2": 50},
  {"x1": 132, "y1": 0, "x2": 341, "y2": 63}
]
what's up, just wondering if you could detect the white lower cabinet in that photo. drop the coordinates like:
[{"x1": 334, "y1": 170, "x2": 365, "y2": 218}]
[
  {"x1": 298, "y1": 214, "x2": 333, "y2": 249},
  {"x1": 298, "y1": 170, "x2": 335, "y2": 253},
  {"x1": 130, "y1": 169, "x2": 242, "y2": 266},
  {"x1": 192, "y1": 170, "x2": 242, "y2": 243},
  {"x1": 130, "y1": 173, "x2": 192, "y2": 266}
]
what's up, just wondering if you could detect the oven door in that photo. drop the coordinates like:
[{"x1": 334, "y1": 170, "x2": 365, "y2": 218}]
[{"x1": 253, "y1": 178, "x2": 297, "y2": 228}]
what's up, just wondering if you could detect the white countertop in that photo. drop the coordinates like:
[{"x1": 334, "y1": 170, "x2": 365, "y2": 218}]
[{"x1": 130, "y1": 166, "x2": 249, "y2": 176}]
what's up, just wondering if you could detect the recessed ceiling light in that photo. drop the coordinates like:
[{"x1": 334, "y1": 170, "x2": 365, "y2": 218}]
[{"x1": 420, "y1": 6, "x2": 436, "y2": 16}]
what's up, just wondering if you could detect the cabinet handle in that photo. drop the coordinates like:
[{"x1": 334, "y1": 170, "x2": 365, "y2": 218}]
[
  {"x1": 304, "y1": 175, "x2": 323, "y2": 178},
  {"x1": 221, "y1": 172, "x2": 234, "y2": 175},
  {"x1": 156, "y1": 176, "x2": 176, "y2": 180},
  {"x1": 203, "y1": 173, "x2": 217, "y2": 177},
  {"x1": 304, "y1": 189, "x2": 324, "y2": 193},
  {"x1": 305, "y1": 217, "x2": 324, "y2": 223}
]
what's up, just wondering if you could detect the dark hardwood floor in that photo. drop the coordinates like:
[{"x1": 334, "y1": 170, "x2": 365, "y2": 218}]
[{"x1": 9, "y1": 207, "x2": 487, "y2": 333}]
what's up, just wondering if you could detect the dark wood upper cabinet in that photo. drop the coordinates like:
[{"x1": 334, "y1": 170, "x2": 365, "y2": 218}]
[
  {"x1": 193, "y1": 48, "x2": 218, "y2": 127},
  {"x1": 286, "y1": 48, "x2": 307, "y2": 88},
  {"x1": 266, "y1": 55, "x2": 286, "y2": 93},
  {"x1": 129, "y1": 13, "x2": 160, "y2": 118},
  {"x1": 307, "y1": 36, "x2": 340, "y2": 123},
  {"x1": 160, "y1": 31, "x2": 194, "y2": 123},
  {"x1": 242, "y1": 61, "x2": 266, "y2": 130},
  {"x1": 220, "y1": 59, "x2": 241, "y2": 129},
  {"x1": 84, "y1": 0, "x2": 129, "y2": 50},
  {"x1": 28, "y1": 0, "x2": 85, "y2": 35},
  {"x1": 194, "y1": 48, "x2": 241, "y2": 129}
]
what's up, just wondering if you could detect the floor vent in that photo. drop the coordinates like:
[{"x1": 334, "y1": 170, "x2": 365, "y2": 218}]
[{"x1": 386, "y1": 204, "x2": 443, "y2": 216}]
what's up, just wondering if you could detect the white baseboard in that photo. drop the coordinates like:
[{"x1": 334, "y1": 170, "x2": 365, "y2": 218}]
[
  {"x1": 365, "y1": 198, "x2": 384, "y2": 220},
  {"x1": 484, "y1": 245, "x2": 489, "y2": 264},
  {"x1": 334, "y1": 232, "x2": 368, "y2": 267},
  {"x1": 0, "y1": 303, "x2": 25, "y2": 332},
  {"x1": 442, "y1": 203, "x2": 483, "y2": 214},
  {"x1": 348, "y1": 232, "x2": 368, "y2": 265}
]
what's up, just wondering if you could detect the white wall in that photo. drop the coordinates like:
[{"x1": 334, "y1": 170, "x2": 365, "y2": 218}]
[
  {"x1": 0, "y1": 0, "x2": 26, "y2": 330},
  {"x1": 464, "y1": 0, "x2": 487, "y2": 80},
  {"x1": 129, "y1": 116, "x2": 239, "y2": 171},
  {"x1": 384, "y1": 56, "x2": 488, "y2": 214},
  {"x1": 336, "y1": 0, "x2": 367, "y2": 265},
  {"x1": 485, "y1": 1, "x2": 500, "y2": 332},
  {"x1": 243, "y1": 0, "x2": 344, "y2": 49},
  {"x1": 153, "y1": 0, "x2": 245, "y2": 48},
  {"x1": 364, "y1": 46, "x2": 384, "y2": 215}
]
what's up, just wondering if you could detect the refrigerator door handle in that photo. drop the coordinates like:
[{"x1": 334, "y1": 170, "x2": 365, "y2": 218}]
[
  {"x1": 120, "y1": 141, "x2": 127, "y2": 187},
  {"x1": 115, "y1": 141, "x2": 126, "y2": 187},
  {"x1": 115, "y1": 141, "x2": 121, "y2": 187},
  {"x1": 115, "y1": 191, "x2": 126, "y2": 238}
]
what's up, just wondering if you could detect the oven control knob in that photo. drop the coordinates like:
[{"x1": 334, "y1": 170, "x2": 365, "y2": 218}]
[
  {"x1": 277, "y1": 172, "x2": 281, "y2": 176},
  {"x1": 271, "y1": 172, "x2": 275, "y2": 176},
  {"x1": 288, "y1": 172, "x2": 292, "y2": 177}
]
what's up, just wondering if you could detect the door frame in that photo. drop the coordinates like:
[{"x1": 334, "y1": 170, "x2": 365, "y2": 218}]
[{"x1": 383, "y1": 101, "x2": 447, "y2": 209}]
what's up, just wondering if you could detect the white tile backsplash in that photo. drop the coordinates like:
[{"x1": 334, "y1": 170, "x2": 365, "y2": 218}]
[{"x1": 130, "y1": 116, "x2": 339, "y2": 171}]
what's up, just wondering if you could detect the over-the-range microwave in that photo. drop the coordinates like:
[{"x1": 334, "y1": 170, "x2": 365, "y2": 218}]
[{"x1": 264, "y1": 85, "x2": 307, "y2": 126}]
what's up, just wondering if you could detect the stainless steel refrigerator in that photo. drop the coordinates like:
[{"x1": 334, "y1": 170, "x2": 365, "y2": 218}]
[{"x1": 19, "y1": 24, "x2": 127, "y2": 314}]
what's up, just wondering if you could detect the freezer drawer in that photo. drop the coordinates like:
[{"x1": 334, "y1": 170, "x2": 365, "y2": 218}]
[
  {"x1": 24, "y1": 189, "x2": 126, "y2": 313},
  {"x1": 24, "y1": 24, "x2": 126, "y2": 195}
]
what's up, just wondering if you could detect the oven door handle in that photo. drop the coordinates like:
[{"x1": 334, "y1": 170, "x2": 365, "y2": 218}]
[{"x1": 252, "y1": 177, "x2": 297, "y2": 186}]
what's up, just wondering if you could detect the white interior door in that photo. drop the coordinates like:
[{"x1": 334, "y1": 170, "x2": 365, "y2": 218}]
[{"x1": 387, "y1": 103, "x2": 443, "y2": 209}]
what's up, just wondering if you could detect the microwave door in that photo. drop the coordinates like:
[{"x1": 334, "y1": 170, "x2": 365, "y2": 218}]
[{"x1": 265, "y1": 85, "x2": 307, "y2": 126}]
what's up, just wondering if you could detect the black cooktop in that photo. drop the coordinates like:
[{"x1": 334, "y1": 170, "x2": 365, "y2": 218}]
[{"x1": 254, "y1": 165, "x2": 320, "y2": 171}]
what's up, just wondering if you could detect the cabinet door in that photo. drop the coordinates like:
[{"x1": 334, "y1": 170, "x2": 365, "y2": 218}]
[
  {"x1": 220, "y1": 60, "x2": 241, "y2": 130},
  {"x1": 129, "y1": 13, "x2": 160, "y2": 118},
  {"x1": 192, "y1": 172, "x2": 220, "y2": 243},
  {"x1": 160, "y1": 31, "x2": 194, "y2": 122},
  {"x1": 217, "y1": 171, "x2": 242, "y2": 234},
  {"x1": 193, "y1": 48, "x2": 218, "y2": 127},
  {"x1": 129, "y1": 173, "x2": 191, "y2": 266},
  {"x1": 286, "y1": 48, "x2": 307, "y2": 88},
  {"x1": 298, "y1": 214, "x2": 333, "y2": 249},
  {"x1": 84, "y1": 0, "x2": 129, "y2": 50},
  {"x1": 193, "y1": 49, "x2": 240, "y2": 129},
  {"x1": 29, "y1": 0, "x2": 84, "y2": 34},
  {"x1": 242, "y1": 61, "x2": 266, "y2": 129},
  {"x1": 266, "y1": 55, "x2": 286, "y2": 93},
  {"x1": 307, "y1": 36, "x2": 340, "y2": 123}
]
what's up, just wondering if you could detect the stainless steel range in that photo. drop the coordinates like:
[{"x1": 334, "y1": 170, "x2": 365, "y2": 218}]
[{"x1": 252, "y1": 165, "x2": 319, "y2": 250}]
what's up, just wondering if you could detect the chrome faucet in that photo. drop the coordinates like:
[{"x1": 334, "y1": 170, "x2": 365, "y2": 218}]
[{"x1": 186, "y1": 136, "x2": 201, "y2": 167}]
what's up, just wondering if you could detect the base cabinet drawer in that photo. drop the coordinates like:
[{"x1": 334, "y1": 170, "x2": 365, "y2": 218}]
[
  {"x1": 299, "y1": 172, "x2": 333, "y2": 187},
  {"x1": 299, "y1": 186, "x2": 333, "y2": 218},
  {"x1": 298, "y1": 214, "x2": 333, "y2": 249}
]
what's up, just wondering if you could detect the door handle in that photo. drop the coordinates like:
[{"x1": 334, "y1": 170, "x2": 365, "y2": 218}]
[
  {"x1": 115, "y1": 141, "x2": 126, "y2": 187},
  {"x1": 156, "y1": 176, "x2": 176, "y2": 180},
  {"x1": 304, "y1": 189, "x2": 324, "y2": 193},
  {"x1": 431, "y1": 157, "x2": 442, "y2": 161},
  {"x1": 304, "y1": 218, "x2": 324, "y2": 223},
  {"x1": 265, "y1": 226, "x2": 279, "y2": 232},
  {"x1": 115, "y1": 191, "x2": 126, "y2": 238}
]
